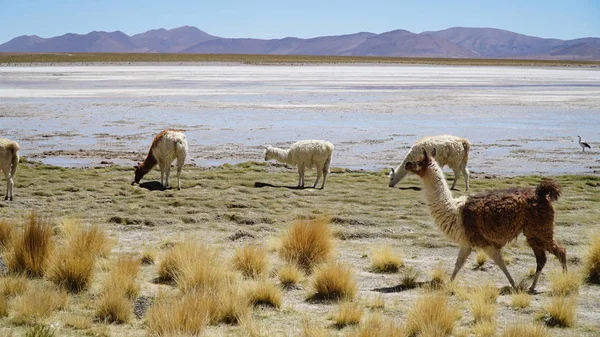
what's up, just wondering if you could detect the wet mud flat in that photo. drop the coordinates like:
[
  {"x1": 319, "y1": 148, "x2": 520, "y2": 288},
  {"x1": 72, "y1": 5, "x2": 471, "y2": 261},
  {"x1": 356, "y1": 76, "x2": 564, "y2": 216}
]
[{"x1": 1, "y1": 64, "x2": 599, "y2": 175}]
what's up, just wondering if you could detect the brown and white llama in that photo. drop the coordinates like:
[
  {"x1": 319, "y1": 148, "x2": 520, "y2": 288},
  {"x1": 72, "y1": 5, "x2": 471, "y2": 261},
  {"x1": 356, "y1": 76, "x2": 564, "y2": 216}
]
[
  {"x1": 405, "y1": 148, "x2": 567, "y2": 292},
  {"x1": 133, "y1": 130, "x2": 188, "y2": 190},
  {"x1": 0, "y1": 138, "x2": 20, "y2": 201}
]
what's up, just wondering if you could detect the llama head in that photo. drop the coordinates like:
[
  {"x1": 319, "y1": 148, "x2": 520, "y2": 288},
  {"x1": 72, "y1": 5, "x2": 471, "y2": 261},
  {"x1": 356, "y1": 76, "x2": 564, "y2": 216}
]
[
  {"x1": 405, "y1": 148, "x2": 436, "y2": 176},
  {"x1": 133, "y1": 164, "x2": 145, "y2": 185},
  {"x1": 264, "y1": 145, "x2": 273, "y2": 161}
]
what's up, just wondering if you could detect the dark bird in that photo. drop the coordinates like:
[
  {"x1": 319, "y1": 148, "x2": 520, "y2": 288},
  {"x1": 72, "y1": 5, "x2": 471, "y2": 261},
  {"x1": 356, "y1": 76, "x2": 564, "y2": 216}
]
[{"x1": 578, "y1": 135, "x2": 591, "y2": 152}]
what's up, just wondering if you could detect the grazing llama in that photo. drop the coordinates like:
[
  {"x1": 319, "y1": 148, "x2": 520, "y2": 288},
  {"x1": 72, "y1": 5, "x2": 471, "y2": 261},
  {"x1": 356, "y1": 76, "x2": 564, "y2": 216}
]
[
  {"x1": 389, "y1": 135, "x2": 471, "y2": 191},
  {"x1": 405, "y1": 148, "x2": 566, "y2": 292},
  {"x1": 0, "y1": 138, "x2": 19, "y2": 201},
  {"x1": 133, "y1": 130, "x2": 188, "y2": 190},
  {"x1": 264, "y1": 140, "x2": 334, "y2": 189}
]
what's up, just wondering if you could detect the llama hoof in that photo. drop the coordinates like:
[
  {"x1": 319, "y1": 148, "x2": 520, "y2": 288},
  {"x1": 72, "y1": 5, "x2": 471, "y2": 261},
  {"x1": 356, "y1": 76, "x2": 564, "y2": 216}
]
[{"x1": 527, "y1": 288, "x2": 539, "y2": 295}]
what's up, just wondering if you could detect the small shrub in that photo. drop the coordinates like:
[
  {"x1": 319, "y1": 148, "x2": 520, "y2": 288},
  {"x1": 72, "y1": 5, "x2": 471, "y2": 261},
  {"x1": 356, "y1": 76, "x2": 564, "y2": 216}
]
[
  {"x1": 548, "y1": 270, "x2": 580, "y2": 296},
  {"x1": 277, "y1": 263, "x2": 302, "y2": 288},
  {"x1": 6, "y1": 212, "x2": 54, "y2": 277},
  {"x1": 233, "y1": 245, "x2": 268, "y2": 278},
  {"x1": 365, "y1": 295, "x2": 385, "y2": 309},
  {"x1": 583, "y1": 232, "x2": 600, "y2": 284},
  {"x1": 404, "y1": 292, "x2": 460, "y2": 337},
  {"x1": 301, "y1": 319, "x2": 329, "y2": 337},
  {"x1": 0, "y1": 274, "x2": 28, "y2": 297},
  {"x1": 146, "y1": 291, "x2": 210, "y2": 336},
  {"x1": 0, "y1": 219, "x2": 14, "y2": 250},
  {"x1": 175, "y1": 251, "x2": 232, "y2": 295},
  {"x1": 210, "y1": 283, "x2": 250, "y2": 325},
  {"x1": 472, "y1": 321, "x2": 496, "y2": 337},
  {"x1": 511, "y1": 292, "x2": 531, "y2": 309},
  {"x1": 279, "y1": 217, "x2": 334, "y2": 273},
  {"x1": 370, "y1": 246, "x2": 403, "y2": 273},
  {"x1": 12, "y1": 287, "x2": 68, "y2": 325},
  {"x1": 157, "y1": 241, "x2": 217, "y2": 284},
  {"x1": 102, "y1": 256, "x2": 141, "y2": 299},
  {"x1": 309, "y1": 262, "x2": 357, "y2": 301},
  {"x1": 24, "y1": 325, "x2": 55, "y2": 337},
  {"x1": 94, "y1": 291, "x2": 132, "y2": 324},
  {"x1": 47, "y1": 251, "x2": 95, "y2": 293},
  {"x1": 430, "y1": 263, "x2": 447, "y2": 289},
  {"x1": 247, "y1": 278, "x2": 282, "y2": 308},
  {"x1": 61, "y1": 220, "x2": 111, "y2": 257},
  {"x1": 333, "y1": 301, "x2": 363, "y2": 328},
  {"x1": 62, "y1": 315, "x2": 92, "y2": 330},
  {"x1": 141, "y1": 248, "x2": 156, "y2": 265},
  {"x1": 400, "y1": 266, "x2": 420, "y2": 289},
  {"x1": 475, "y1": 250, "x2": 488, "y2": 268},
  {"x1": 346, "y1": 314, "x2": 405, "y2": 337},
  {"x1": 470, "y1": 297, "x2": 496, "y2": 323},
  {"x1": 503, "y1": 323, "x2": 551, "y2": 337},
  {"x1": 541, "y1": 296, "x2": 576, "y2": 328}
]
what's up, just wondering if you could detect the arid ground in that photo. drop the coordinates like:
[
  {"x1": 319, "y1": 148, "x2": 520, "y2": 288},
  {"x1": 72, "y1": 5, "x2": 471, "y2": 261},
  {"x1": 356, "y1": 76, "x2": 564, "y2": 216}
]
[{"x1": 0, "y1": 62, "x2": 599, "y2": 336}]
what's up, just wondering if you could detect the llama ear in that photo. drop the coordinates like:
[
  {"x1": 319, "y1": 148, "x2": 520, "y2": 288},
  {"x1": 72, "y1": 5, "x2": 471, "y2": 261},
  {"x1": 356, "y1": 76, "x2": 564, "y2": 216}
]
[
  {"x1": 422, "y1": 148, "x2": 428, "y2": 161},
  {"x1": 390, "y1": 167, "x2": 395, "y2": 175},
  {"x1": 431, "y1": 148, "x2": 437, "y2": 158}
]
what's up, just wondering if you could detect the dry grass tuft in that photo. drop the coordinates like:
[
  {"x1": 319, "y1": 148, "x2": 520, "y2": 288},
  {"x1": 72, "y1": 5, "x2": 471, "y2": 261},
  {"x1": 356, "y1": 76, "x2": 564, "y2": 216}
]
[
  {"x1": 279, "y1": 217, "x2": 334, "y2": 273},
  {"x1": 430, "y1": 263, "x2": 447, "y2": 289},
  {"x1": 347, "y1": 314, "x2": 404, "y2": 337},
  {"x1": 0, "y1": 219, "x2": 14, "y2": 250},
  {"x1": 370, "y1": 245, "x2": 403, "y2": 273},
  {"x1": 475, "y1": 250, "x2": 488, "y2": 268},
  {"x1": 548, "y1": 270, "x2": 581, "y2": 296},
  {"x1": 147, "y1": 291, "x2": 210, "y2": 336},
  {"x1": 332, "y1": 301, "x2": 363, "y2": 328},
  {"x1": 365, "y1": 295, "x2": 385, "y2": 309},
  {"x1": 502, "y1": 323, "x2": 551, "y2": 337},
  {"x1": 62, "y1": 314, "x2": 92, "y2": 330},
  {"x1": 309, "y1": 262, "x2": 357, "y2": 301},
  {"x1": 102, "y1": 256, "x2": 141, "y2": 299},
  {"x1": 583, "y1": 232, "x2": 600, "y2": 284},
  {"x1": 47, "y1": 251, "x2": 95, "y2": 293},
  {"x1": 541, "y1": 296, "x2": 576, "y2": 328},
  {"x1": 469, "y1": 284, "x2": 498, "y2": 323},
  {"x1": 0, "y1": 295, "x2": 7, "y2": 318},
  {"x1": 94, "y1": 291, "x2": 132, "y2": 324},
  {"x1": 6, "y1": 212, "x2": 54, "y2": 277},
  {"x1": 207, "y1": 283, "x2": 250, "y2": 325},
  {"x1": 511, "y1": 291, "x2": 531, "y2": 309},
  {"x1": 404, "y1": 292, "x2": 460, "y2": 337},
  {"x1": 60, "y1": 220, "x2": 111, "y2": 258},
  {"x1": 400, "y1": 266, "x2": 421, "y2": 289},
  {"x1": 140, "y1": 248, "x2": 156, "y2": 265},
  {"x1": 301, "y1": 319, "x2": 329, "y2": 337},
  {"x1": 247, "y1": 278, "x2": 282, "y2": 308},
  {"x1": 12, "y1": 287, "x2": 68, "y2": 325},
  {"x1": 0, "y1": 274, "x2": 28, "y2": 297},
  {"x1": 157, "y1": 241, "x2": 218, "y2": 285},
  {"x1": 277, "y1": 263, "x2": 303, "y2": 288},
  {"x1": 233, "y1": 245, "x2": 268, "y2": 278},
  {"x1": 472, "y1": 320, "x2": 496, "y2": 337}
]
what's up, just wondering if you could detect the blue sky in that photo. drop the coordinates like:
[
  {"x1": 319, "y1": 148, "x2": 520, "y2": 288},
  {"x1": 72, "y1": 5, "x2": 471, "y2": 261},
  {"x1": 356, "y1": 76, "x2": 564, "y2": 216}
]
[{"x1": 0, "y1": 0, "x2": 599, "y2": 43}]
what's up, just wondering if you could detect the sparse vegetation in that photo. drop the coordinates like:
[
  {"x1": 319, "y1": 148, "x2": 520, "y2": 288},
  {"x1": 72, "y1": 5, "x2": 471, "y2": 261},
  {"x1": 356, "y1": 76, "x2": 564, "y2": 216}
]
[
  {"x1": 430, "y1": 263, "x2": 447, "y2": 289},
  {"x1": 24, "y1": 325, "x2": 55, "y2": 337},
  {"x1": 309, "y1": 262, "x2": 357, "y2": 301},
  {"x1": 404, "y1": 292, "x2": 460, "y2": 337},
  {"x1": 102, "y1": 256, "x2": 141, "y2": 299},
  {"x1": 233, "y1": 245, "x2": 268, "y2": 278},
  {"x1": 400, "y1": 266, "x2": 420, "y2": 289},
  {"x1": 47, "y1": 251, "x2": 95, "y2": 293},
  {"x1": 346, "y1": 314, "x2": 404, "y2": 337},
  {"x1": 6, "y1": 212, "x2": 54, "y2": 277},
  {"x1": 511, "y1": 291, "x2": 532, "y2": 309},
  {"x1": 541, "y1": 296, "x2": 577, "y2": 328},
  {"x1": 60, "y1": 220, "x2": 111, "y2": 258},
  {"x1": 279, "y1": 217, "x2": 334, "y2": 273},
  {"x1": 332, "y1": 301, "x2": 363, "y2": 328},
  {"x1": 583, "y1": 232, "x2": 600, "y2": 284},
  {"x1": 277, "y1": 263, "x2": 302, "y2": 288},
  {"x1": 247, "y1": 278, "x2": 282, "y2": 308},
  {"x1": 548, "y1": 270, "x2": 581, "y2": 296},
  {"x1": 0, "y1": 274, "x2": 28, "y2": 297},
  {"x1": 94, "y1": 291, "x2": 132, "y2": 324},
  {"x1": 146, "y1": 291, "x2": 210, "y2": 336},
  {"x1": 12, "y1": 287, "x2": 68, "y2": 325},
  {"x1": 0, "y1": 219, "x2": 14, "y2": 250},
  {"x1": 475, "y1": 250, "x2": 488, "y2": 269},
  {"x1": 370, "y1": 246, "x2": 403, "y2": 273},
  {"x1": 503, "y1": 323, "x2": 551, "y2": 337}
]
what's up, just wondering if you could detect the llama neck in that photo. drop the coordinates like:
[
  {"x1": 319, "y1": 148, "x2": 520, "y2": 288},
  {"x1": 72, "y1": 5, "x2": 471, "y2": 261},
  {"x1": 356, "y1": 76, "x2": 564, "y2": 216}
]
[
  {"x1": 391, "y1": 163, "x2": 408, "y2": 185},
  {"x1": 421, "y1": 163, "x2": 467, "y2": 245},
  {"x1": 139, "y1": 148, "x2": 158, "y2": 173},
  {"x1": 269, "y1": 147, "x2": 292, "y2": 165}
]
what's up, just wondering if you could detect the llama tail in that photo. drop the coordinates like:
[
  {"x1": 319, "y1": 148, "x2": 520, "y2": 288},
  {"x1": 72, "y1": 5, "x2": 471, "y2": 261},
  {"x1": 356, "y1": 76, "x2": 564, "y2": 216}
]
[
  {"x1": 460, "y1": 138, "x2": 471, "y2": 164},
  {"x1": 536, "y1": 179, "x2": 561, "y2": 202},
  {"x1": 8, "y1": 143, "x2": 19, "y2": 178}
]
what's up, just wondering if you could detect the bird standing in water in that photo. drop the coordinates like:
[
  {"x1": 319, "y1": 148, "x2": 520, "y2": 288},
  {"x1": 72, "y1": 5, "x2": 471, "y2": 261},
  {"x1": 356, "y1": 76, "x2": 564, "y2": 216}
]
[{"x1": 578, "y1": 135, "x2": 591, "y2": 152}]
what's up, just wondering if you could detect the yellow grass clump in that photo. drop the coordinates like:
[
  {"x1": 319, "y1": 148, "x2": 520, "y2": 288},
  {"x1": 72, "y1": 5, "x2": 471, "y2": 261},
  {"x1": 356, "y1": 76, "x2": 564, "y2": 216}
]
[
  {"x1": 94, "y1": 290, "x2": 132, "y2": 324},
  {"x1": 102, "y1": 256, "x2": 141, "y2": 299},
  {"x1": 309, "y1": 262, "x2": 357, "y2": 301},
  {"x1": 346, "y1": 314, "x2": 404, "y2": 337},
  {"x1": 301, "y1": 319, "x2": 329, "y2": 337},
  {"x1": 469, "y1": 284, "x2": 498, "y2": 324},
  {"x1": 0, "y1": 274, "x2": 28, "y2": 297},
  {"x1": 472, "y1": 320, "x2": 496, "y2": 337},
  {"x1": 0, "y1": 219, "x2": 14, "y2": 250},
  {"x1": 475, "y1": 250, "x2": 488, "y2": 268},
  {"x1": 430, "y1": 263, "x2": 447, "y2": 289},
  {"x1": 541, "y1": 296, "x2": 576, "y2": 328},
  {"x1": 370, "y1": 245, "x2": 403, "y2": 273},
  {"x1": 6, "y1": 212, "x2": 54, "y2": 277},
  {"x1": 60, "y1": 219, "x2": 112, "y2": 257},
  {"x1": 46, "y1": 251, "x2": 95, "y2": 293},
  {"x1": 404, "y1": 292, "x2": 460, "y2": 337},
  {"x1": 332, "y1": 301, "x2": 363, "y2": 328},
  {"x1": 247, "y1": 278, "x2": 282, "y2": 308},
  {"x1": 233, "y1": 245, "x2": 268, "y2": 278},
  {"x1": 400, "y1": 266, "x2": 420, "y2": 289},
  {"x1": 502, "y1": 323, "x2": 551, "y2": 337},
  {"x1": 583, "y1": 232, "x2": 600, "y2": 284},
  {"x1": 0, "y1": 295, "x2": 7, "y2": 318},
  {"x1": 279, "y1": 217, "x2": 334, "y2": 273},
  {"x1": 140, "y1": 248, "x2": 156, "y2": 265},
  {"x1": 365, "y1": 295, "x2": 385, "y2": 309},
  {"x1": 158, "y1": 241, "x2": 218, "y2": 285},
  {"x1": 277, "y1": 263, "x2": 303, "y2": 288},
  {"x1": 146, "y1": 291, "x2": 210, "y2": 336},
  {"x1": 62, "y1": 314, "x2": 92, "y2": 330},
  {"x1": 12, "y1": 287, "x2": 68, "y2": 325},
  {"x1": 548, "y1": 269, "x2": 581, "y2": 296},
  {"x1": 511, "y1": 291, "x2": 531, "y2": 309}
]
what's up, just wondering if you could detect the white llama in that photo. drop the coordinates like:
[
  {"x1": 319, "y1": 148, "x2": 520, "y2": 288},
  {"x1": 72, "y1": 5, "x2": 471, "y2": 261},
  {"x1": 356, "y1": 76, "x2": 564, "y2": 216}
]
[
  {"x1": 0, "y1": 138, "x2": 20, "y2": 201},
  {"x1": 264, "y1": 140, "x2": 334, "y2": 189},
  {"x1": 133, "y1": 130, "x2": 188, "y2": 190},
  {"x1": 389, "y1": 135, "x2": 471, "y2": 191}
]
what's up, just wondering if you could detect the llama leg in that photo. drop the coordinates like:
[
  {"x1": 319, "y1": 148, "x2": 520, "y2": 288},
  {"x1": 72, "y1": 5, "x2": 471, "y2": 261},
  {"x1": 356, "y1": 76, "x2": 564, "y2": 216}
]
[
  {"x1": 164, "y1": 164, "x2": 171, "y2": 188},
  {"x1": 546, "y1": 240, "x2": 567, "y2": 272},
  {"x1": 528, "y1": 244, "x2": 547, "y2": 292},
  {"x1": 298, "y1": 164, "x2": 305, "y2": 188},
  {"x1": 483, "y1": 246, "x2": 517, "y2": 290},
  {"x1": 450, "y1": 168, "x2": 460, "y2": 190},
  {"x1": 313, "y1": 164, "x2": 322, "y2": 189},
  {"x1": 3, "y1": 170, "x2": 8, "y2": 201},
  {"x1": 321, "y1": 161, "x2": 329, "y2": 189},
  {"x1": 450, "y1": 246, "x2": 472, "y2": 281},
  {"x1": 462, "y1": 166, "x2": 470, "y2": 191},
  {"x1": 176, "y1": 162, "x2": 183, "y2": 190},
  {"x1": 8, "y1": 176, "x2": 14, "y2": 201}
]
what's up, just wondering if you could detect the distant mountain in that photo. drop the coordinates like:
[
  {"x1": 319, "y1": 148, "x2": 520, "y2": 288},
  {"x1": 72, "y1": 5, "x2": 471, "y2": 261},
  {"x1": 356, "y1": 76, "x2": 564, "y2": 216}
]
[{"x1": 1, "y1": 26, "x2": 599, "y2": 60}]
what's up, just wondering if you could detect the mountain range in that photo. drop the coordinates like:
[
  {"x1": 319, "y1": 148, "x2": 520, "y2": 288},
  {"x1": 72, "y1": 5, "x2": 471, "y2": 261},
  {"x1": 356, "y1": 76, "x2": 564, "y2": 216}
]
[{"x1": 1, "y1": 26, "x2": 599, "y2": 60}]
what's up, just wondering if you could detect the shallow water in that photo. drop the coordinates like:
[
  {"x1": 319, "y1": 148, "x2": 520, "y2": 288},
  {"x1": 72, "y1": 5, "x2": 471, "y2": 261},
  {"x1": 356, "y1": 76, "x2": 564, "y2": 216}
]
[{"x1": 1, "y1": 64, "x2": 599, "y2": 175}]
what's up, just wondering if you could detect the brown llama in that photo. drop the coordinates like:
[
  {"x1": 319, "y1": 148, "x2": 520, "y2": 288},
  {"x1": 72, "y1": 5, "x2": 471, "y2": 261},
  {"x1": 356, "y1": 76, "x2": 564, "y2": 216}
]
[
  {"x1": 405, "y1": 148, "x2": 567, "y2": 292},
  {"x1": 133, "y1": 130, "x2": 188, "y2": 190},
  {"x1": 0, "y1": 138, "x2": 20, "y2": 201}
]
